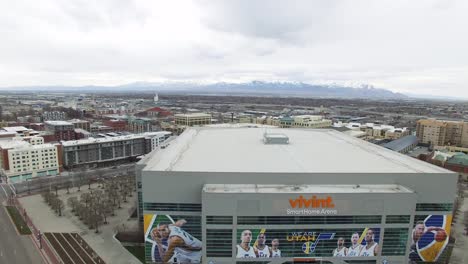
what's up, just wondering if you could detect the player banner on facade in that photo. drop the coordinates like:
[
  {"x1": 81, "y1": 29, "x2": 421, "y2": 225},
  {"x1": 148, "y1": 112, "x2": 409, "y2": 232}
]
[
  {"x1": 144, "y1": 214, "x2": 202, "y2": 263},
  {"x1": 236, "y1": 227, "x2": 381, "y2": 258},
  {"x1": 409, "y1": 214, "x2": 452, "y2": 263}
]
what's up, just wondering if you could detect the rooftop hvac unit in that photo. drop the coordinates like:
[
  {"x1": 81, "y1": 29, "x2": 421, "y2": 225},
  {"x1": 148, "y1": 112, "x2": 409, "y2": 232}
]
[{"x1": 263, "y1": 132, "x2": 289, "y2": 144}]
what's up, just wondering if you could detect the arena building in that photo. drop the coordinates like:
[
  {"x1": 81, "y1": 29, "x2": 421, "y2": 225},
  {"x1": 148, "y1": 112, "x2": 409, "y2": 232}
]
[{"x1": 137, "y1": 127, "x2": 457, "y2": 264}]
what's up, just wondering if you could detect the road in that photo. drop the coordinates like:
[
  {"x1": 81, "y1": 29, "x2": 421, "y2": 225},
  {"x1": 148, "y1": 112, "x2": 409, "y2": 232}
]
[
  {"x1": 0, "y1": 184, "x2": 45, "y2": 264},
  {"x1": 13, "y1": 163, "x2": 135, "y2": 195}
]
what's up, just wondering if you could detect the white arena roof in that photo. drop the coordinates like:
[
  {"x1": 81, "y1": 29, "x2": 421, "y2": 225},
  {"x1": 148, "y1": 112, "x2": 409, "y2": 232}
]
[{"x1": 144, "y1": 127, "x2": 449, "y2": 173}]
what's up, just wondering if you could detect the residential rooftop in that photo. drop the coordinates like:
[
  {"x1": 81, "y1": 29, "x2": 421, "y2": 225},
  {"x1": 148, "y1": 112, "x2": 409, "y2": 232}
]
[
  {"x1": 383, "y1": 135, "x2": 419, "y2": 152},
  {"x1": 203, "y1": 184, "x2": 414, "y2": 194},
  {"x1": 0, "y1": 140, "x2": 56, "y2": 150},
  {"x1": 2, "y1": 126, "x2": 31, "y2": 132},
  {"x1": 44, "y1": 121, "x2": 73, "y2": 126},
  {"x1": 174, "y1": 113, "x2": 211, "y2": 117},
  {"x1": 144, "y1": 127, "x2": 450, "y2": 173},
  {"x1": 61, "y1": 131, "x2": 171, "y2": 146}
]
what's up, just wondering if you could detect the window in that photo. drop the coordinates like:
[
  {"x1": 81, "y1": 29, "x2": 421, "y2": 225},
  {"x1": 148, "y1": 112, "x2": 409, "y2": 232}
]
[
  {"x1": 416, "y1": 203, "x2": 453, "y2": 212},
  {"x1": 385, "y1": 215, "x2": 410, "y2": 224},
  {"x1": 143, "y1": 203, "x2": 201, "y2": 212},
  {"x1": 237, "y1": 215, "x2": 382, "y2": 225},
  {"x1": 206, "y1": 216, "x2": 233, "y2": 225},
  {"x1": 206, "y1": 229, "x2": 232, "y2": 257},
  {"x1": 381, "y1": 228, "x2": 408, "y2": 256}
]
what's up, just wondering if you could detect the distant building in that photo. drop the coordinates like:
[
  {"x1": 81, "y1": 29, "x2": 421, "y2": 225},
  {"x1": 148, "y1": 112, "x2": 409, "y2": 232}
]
[
  {"x1": 383, "y1": 135, "x2": 419, "y2": 154},
  {"x1": 44, "y1": 121, "x2": 77, "y2": 141},
  {"x1": 103, "y1": 119, "x2": 127, "y2": 131},
  {"x1": 61, "y1": 131, "x2": 171, "y2": 168},
  {"x1": 128, "y1": 118, "x2": 152, "y2": 133},
  {"x1": 1, "y1": 126, "x2": 40, "y2": 137},
  {"x1": 145, "y1": 107, "x2": 172, "y2": 118},
  {"x1": 416, "y1": 119, "x2": 468, "y2": 147},
  {"x1": 445, "y1": 153, "x2": 468, "y2": 174},
  {"x1": 175, "y1": 113, "x2": 211, "y2": 126},
  {"x1": 90, "y1": 125, "x2": 114, "y2": 134},
  {"x1": 154, "y1": 93, "x2": 159, "y2": 103},
  {"x1": 74, "y1": 128, "x2": 91, "y2": 139},
  {"x1": 69, "y1": 119, "x2": 91, "y2": 132},
  {"x1": 0, "y1": 131, "x2": 17, "y2": 141},
  {"x1": 42, "y1": 111, "x2": 66, "y2": 121},
  {"x1": 0, "y1": 137, "x2": 62, "y2": 183},
  {"x1": 334, "y1": 122, "x2": 410, "y2": 140},
  {"x1": 278, "y1": 115, "x2": 332, "y2": 128}
]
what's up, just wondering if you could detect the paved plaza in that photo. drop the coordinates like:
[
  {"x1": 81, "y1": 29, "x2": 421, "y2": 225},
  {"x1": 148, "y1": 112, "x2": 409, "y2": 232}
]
[{"x1": 19, "y1": 184, "x2": 141, "y2": 264}]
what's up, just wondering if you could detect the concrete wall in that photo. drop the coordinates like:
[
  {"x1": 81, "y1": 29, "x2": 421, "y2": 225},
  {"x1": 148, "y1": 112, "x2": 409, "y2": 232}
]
[{"x1": 142, "y1": 171, "x2": 457, "y2": 205}]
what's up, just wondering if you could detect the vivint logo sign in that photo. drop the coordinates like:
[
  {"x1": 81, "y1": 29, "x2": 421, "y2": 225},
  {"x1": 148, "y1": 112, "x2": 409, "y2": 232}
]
[
  {"x1": 289, "y1": 195, "x2": 335, "y2": 208},
  {"x1": 287, "y1": 195, "x2": 337, "y2": 215}
]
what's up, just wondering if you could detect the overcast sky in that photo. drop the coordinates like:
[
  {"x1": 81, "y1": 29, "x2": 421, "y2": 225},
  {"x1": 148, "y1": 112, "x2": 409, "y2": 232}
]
[{"x1": 1, "y1": 0, "x2": 467, "y2": 97}]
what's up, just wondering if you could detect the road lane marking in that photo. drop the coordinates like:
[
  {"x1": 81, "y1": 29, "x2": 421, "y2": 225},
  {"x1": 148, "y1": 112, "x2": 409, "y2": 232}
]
[
  {"x1": 8, "y1": 184, "x2": 16, "y2": 196},
  {"x1": 0, "y1": 184, "x2": 8, "y2": 198}
]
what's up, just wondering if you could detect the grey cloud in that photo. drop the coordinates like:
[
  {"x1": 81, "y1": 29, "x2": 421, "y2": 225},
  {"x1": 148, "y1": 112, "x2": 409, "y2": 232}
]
[
  {"x1": 0, "y1": 0, "x2": 467, "y2": 97},
  {"x1": 199, "y1": 0, "x2": 340, "y2": 43}
]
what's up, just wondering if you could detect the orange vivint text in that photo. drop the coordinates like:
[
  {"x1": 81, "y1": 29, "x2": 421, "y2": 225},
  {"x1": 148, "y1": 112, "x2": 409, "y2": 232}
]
[{"x1": 289, "y1": 195, "x2": 335, "y2": 208}]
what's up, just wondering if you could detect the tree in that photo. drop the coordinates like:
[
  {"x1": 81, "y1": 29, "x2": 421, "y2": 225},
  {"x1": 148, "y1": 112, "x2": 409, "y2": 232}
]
[
  {"x1": 75, "y1": 169, "x2": 86, "y2": 192},
  {"x1": 65, "y1": 181, "x2": 71, "y2": 194},
  {"x1": 67, "y1": 197, "x2": 78, "y2": 213},
  {"x1": 42, "y1": 192, "x2": 51, "y2": 204},
  {"x1": 100, "y1": 200, "x2": 113, "y2": 224},
  {"x1": 55, "y1": 199, "x2": 64, "y2": 217},
  {"x1": 81, "y1": 193, "x2": 92, "y2": 209},
  {"x1": 96, "y1": 169, "x2": 106, "y2": 188}
]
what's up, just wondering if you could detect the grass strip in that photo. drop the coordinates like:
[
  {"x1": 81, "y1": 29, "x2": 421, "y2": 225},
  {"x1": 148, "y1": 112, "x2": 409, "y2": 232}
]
[{"x1": 5, "y1": 206, "x2": 32, "y2": 235}]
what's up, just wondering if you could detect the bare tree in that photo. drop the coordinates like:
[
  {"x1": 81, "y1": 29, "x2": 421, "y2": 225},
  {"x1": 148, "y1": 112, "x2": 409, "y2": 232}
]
[
  {"x1": 65, "y1": 181, "x2": 71, "y2": 194},
  {"x1": 75, "y1": 168, "x2": 86, "y2": 192},
  {"x1": 55, "y1": 199, "x2": 64, "y2": 216},
  {"x1": 96, "y1": 169, "x2": 106, "y2": 189},
  {"x1": 42, "y1": 192, "x2": 52, "y2": 204},
  {"x1": 81, "y1": 193, "x2": 92, "y2": 209},
  {"x1": 100, "y1": 200, "x2": 113, "y2": 224},
  {"x1": 67, "y1": 197, "x2": 78, "y2": 213}
]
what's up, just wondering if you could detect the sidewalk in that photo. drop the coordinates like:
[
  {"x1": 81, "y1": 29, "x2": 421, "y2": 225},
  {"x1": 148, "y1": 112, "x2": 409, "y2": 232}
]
[{"x1": 19, "y1": 185, "x2": 141, "y2": 264}]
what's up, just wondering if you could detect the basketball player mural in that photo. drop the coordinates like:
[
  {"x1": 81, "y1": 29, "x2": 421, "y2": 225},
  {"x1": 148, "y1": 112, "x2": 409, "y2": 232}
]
[
  {"x1": 409, "y1": 215, "x2": 451, "y2": 262},
  {"x1": 254, "y1": 233, "x2": 271, "y2": 257},
  {"x1": 347, "y1": 232, "x2": 363, "y2": 257},
  {"x1": 359, "y1": 229, "x2": 379, "y2": 257},
  {"x1": 151, "y1": 219, "x2": 202, "y2": 263},
  {"x1": 236, "y1": 230, "x2": 257, "y2": 258},
  {"x1": 270, "y1": 238, "x2": 282, "y2": 257},
  {"x1": 333, "y1": 237, "x2": 348, "y2": 257}
]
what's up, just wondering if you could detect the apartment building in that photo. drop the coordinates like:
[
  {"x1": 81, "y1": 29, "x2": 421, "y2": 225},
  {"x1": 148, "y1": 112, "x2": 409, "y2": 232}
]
[
  {"x1": 45, "y1": 121, "x2": 77, "y2": 141},
  {"x1": 291, "y1": 115, "x2": 333, "y2": 128},
  {"x1": 103, "y1": 119, "x2": 127, "y2": 131},
  {"x1": 174, "y1": 113, "x2": 211, "y2": 126},
  {"x1": 1, "y1": 126, "x2": 40, "y2": 137},
  {"x1": 42, "y1": 111, "x2": 66, "y2": 121},
  {"x1": 0, "y1": 137, "x2": 62, "y2": 183},
  {"x1": 334, "y1": 122, "x2": 410, "y2": 140},
  {"x1": 69, "y1": 119, "x2": 91, "y2": 132},
  {"x1": 62, "y1": 131, "x2": 171, "y2": 168},
  {"x1": 416, "y1": 119, "x2": 468, "y2": 147},
  {"x1": 128, "y1": 118, "x2": 152, "y2": 133}
]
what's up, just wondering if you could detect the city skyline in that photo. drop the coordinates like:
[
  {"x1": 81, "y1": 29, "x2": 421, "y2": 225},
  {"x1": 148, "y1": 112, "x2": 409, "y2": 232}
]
[{"x1": 1, "y1": 0, "x2": 467, "y2": 97}]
